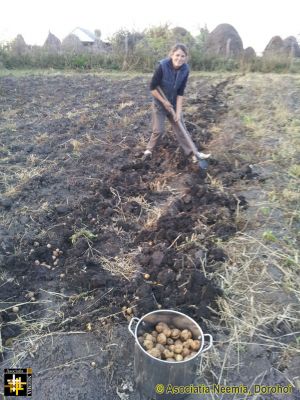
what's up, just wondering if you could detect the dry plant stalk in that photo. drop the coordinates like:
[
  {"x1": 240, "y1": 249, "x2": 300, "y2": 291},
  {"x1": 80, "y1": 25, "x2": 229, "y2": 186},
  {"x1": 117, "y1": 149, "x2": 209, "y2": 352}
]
[{"x1": 99, "y1": 252, "x2": 139, "y2": 280}]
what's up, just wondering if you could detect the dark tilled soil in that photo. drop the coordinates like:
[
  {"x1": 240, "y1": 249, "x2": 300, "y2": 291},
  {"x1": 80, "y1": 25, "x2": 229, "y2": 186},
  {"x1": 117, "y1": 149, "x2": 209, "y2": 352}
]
[{"x1": 0, "y1": 73, "x2": 274, "y2": 399}]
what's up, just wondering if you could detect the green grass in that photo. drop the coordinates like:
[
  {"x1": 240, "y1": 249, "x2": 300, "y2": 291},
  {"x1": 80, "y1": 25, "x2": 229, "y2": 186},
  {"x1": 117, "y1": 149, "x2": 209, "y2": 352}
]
[{"x1": 70, "y1": 228, "x2": 98, "y2": 245}]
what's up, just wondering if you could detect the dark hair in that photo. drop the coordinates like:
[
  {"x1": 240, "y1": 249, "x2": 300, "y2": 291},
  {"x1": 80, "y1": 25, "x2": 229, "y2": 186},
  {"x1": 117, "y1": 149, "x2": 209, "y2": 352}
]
[{"x1": 169, "y1": 43, "x2": 188, "y2": 56}]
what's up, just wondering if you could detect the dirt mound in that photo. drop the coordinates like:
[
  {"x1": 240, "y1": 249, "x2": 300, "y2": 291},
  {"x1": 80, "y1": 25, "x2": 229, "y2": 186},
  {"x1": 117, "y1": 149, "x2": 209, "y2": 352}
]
[{"x1": 204, "y1": 23, "x2": 243, "y2": 58}]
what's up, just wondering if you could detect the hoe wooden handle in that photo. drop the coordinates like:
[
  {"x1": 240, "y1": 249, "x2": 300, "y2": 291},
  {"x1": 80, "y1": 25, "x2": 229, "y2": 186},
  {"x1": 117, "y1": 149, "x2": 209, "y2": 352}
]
[{"x1": 157, "y1": 86, "x2": 198, "y2": 156}]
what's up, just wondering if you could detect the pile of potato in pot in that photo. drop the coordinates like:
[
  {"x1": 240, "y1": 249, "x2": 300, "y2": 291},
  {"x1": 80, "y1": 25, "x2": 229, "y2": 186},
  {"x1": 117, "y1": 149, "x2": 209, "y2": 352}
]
[{"x1": 138, "y1": 322, "x2": 201, "y2": 362}]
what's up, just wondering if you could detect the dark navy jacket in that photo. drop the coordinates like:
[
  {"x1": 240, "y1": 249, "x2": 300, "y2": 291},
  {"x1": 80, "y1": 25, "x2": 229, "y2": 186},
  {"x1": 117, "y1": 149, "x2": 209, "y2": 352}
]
[{"x1": 152, "y1": 58, "x2": 189, "y2": 110}]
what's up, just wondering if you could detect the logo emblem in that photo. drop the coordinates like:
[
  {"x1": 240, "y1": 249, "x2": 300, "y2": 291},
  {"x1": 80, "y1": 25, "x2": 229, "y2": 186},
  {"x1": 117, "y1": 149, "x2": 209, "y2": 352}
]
[{"x1": 4, "y1": 369, "x2": 32, "y2": 397}]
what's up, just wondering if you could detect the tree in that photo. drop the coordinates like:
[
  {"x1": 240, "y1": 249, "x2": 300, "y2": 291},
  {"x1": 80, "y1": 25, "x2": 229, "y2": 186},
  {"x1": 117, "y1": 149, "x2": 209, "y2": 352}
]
[
  {"x1": 136, "y1": 24, "x2": 171, "y2": 59},
  {"x1": 194, "y1": 25, "x2": 209, "y2": 52},
  {"x1": 110, "y1": 29, "x2": 144, "y2": 53},
  {"x1": 110, "y1": 29, "x2": 144, "y2": 70},
  {"x1": 170, "y1": 26, "x2": 195, "y2": 48}
]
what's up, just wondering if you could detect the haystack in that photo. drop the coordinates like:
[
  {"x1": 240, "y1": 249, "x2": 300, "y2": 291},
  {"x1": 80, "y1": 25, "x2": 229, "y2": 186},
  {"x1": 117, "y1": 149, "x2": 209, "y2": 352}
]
[
  {"x1": 204, "y1": 23, "x2": 243, "y2": 58},
  {"x1": 44, "y1": 32, "x2": 61, "y2": 51},
  {"x1": 243, "y1": 47, "x2": 256, "y2": 62},
  {"x1": 263, "y1": 36, "x2": 284, "y2": 57},
  {"x1": 11, "y1": 34, "x2": 28, "y2": 55},
  {"x1": 283, "y1": 36, "x2": 300, "y2": 57},
  {"x1": 61, "y1": 34, "x2": 84, "y2": 52}
]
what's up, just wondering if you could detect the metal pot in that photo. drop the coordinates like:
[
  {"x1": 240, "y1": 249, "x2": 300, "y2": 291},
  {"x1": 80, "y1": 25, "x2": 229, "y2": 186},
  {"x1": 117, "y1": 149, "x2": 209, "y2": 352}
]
[{"x1": 128, "y1": 309, "x2": 213, "y2": 399}]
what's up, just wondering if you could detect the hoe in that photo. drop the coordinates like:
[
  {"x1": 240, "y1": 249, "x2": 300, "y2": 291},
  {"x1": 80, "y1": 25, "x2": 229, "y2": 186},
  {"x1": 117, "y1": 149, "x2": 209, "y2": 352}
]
[{"x1": 158, "y1": 87, "x2": 209, "y2": 170}]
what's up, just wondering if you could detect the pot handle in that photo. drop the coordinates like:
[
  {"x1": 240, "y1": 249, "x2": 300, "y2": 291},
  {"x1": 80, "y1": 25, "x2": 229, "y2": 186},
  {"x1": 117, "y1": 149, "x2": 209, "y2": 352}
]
[
  {"x1": 128, "y1": 317, "x2": 140, "y2": 338},
  {"x1": 202, "y1": 334, "x2": 213, "y2": 352}
]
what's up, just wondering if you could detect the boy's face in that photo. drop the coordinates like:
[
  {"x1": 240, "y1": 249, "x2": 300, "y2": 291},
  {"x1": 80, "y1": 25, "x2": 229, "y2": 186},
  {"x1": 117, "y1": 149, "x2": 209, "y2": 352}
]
[{"x1": 171, "y1": 49, "x2": 187, "y2": 69}]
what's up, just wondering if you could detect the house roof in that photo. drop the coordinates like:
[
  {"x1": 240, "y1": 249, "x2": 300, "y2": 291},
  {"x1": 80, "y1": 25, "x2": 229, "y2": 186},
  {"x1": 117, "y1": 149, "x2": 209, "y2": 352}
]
[{"x1": 71, "y1": 27, "x2": 96, "y2": 43}]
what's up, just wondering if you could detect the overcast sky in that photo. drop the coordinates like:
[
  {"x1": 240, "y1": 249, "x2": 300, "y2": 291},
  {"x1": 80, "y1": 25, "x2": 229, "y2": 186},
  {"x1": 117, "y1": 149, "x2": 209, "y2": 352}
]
[{"x1": 1, "y1": 0, "x2": 299, "y2": 54}]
